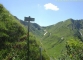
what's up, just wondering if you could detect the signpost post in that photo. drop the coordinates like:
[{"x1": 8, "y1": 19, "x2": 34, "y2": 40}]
[
  {"x1": 24, "y1": 16, "x2": 35, "y2": 60},
  {"x1": 39, "y1": 46, "x2": 42, "y2": 60}
]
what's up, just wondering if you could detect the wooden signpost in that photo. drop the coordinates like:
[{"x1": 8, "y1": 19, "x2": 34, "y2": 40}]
[{"x1": 24, "y1": 16, "x2": 35, "y2": 60}]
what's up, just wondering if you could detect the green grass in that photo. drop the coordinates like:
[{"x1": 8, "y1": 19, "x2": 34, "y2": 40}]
[
  {"x1": 41, "y1": 19, "x2": 83, "y2": 59},
  {"x1": 0, "y1": 4, "x2": 50, "y2": 60}
]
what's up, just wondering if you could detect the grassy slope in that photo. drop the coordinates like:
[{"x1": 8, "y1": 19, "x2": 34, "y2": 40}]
[
  {"x1": 0, "y1": 4, "x2": 50, "y2": 60},
  {"x1": 41, "y1": 19, "x2": 83, "y2": 59}
]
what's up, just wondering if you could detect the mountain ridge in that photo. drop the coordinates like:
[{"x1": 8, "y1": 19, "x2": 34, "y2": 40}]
[{"x1": 41, "y1": 19, "x2": 83, "y2": 59}]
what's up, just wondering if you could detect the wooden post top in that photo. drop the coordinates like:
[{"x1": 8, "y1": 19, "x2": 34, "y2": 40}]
[{"x1": 24, "y1": 16, "x2": 35, "y2": 21}]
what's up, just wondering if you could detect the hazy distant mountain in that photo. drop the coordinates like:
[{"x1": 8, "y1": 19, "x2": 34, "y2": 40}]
[{"x1": 13, "y1": 16, "x2": 45, "y2": 38}]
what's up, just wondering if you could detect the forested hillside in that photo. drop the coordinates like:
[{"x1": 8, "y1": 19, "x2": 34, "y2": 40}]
[{"x1": 0, "y1": 4, "x2": 49, "y2": 60}]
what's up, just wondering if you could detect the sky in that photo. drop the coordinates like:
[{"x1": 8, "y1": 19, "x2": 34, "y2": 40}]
[{"x1": 0, "y1": 0, "x2": 83, "y2": 26}]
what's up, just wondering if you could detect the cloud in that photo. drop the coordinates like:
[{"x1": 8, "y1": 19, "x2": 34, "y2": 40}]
[{"x1": 44, "y1": 3, "x2": 59, "y2": 11}]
